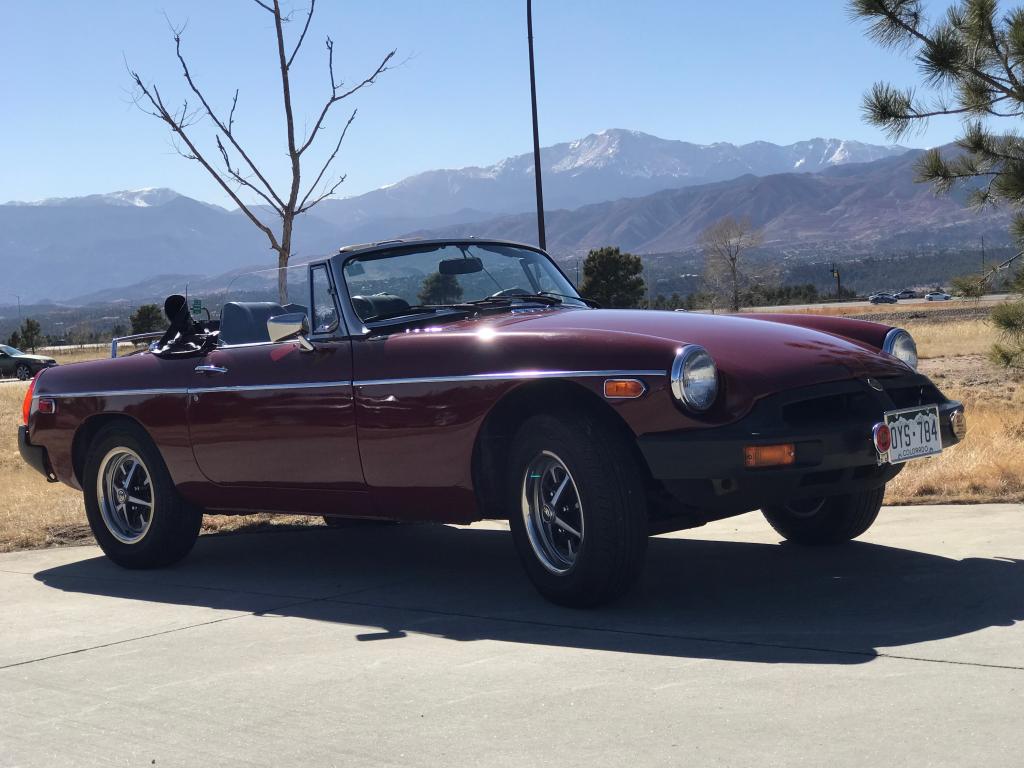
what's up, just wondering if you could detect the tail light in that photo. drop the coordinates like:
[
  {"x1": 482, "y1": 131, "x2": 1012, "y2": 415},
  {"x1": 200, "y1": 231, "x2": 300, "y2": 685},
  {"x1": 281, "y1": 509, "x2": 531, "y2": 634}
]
[{"x1": 22, "y1": 375, "x2": 37, "y2": 426}]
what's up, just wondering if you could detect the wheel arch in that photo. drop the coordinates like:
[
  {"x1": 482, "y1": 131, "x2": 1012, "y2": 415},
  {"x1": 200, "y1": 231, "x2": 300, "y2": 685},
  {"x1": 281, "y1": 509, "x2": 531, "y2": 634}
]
[
  {"x1": 71, "y1": 413, "x2": 152, "y2": 487},
  {"x1": 471, "y1": 378, "x2": 651, "y2": 519}
]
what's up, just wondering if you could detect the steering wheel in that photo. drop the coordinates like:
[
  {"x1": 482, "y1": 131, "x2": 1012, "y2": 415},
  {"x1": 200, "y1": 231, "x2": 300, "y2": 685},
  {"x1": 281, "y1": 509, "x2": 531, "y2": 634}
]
[{"x1": 490, "y1": 287, "x2": 530, "y2": 298}]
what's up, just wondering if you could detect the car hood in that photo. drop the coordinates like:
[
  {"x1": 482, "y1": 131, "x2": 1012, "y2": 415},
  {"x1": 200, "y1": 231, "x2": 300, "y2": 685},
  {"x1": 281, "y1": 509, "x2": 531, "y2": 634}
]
[
  {"x1": 13, "y1": 354, "x2": 55, "y2": 364},
  {"x1": 442, "y1": 307, "x2": 910, "y2": 392}
]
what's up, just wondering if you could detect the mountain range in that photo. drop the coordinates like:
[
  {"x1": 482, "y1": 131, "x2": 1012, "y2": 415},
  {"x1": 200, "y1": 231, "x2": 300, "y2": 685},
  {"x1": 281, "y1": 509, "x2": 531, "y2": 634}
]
[{"x1": 0, "y1": 129, "x2": 1005, "y2": 305}]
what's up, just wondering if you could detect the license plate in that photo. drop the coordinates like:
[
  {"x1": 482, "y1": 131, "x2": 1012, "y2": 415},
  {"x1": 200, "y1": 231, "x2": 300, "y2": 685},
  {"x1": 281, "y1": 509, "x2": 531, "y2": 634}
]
[{"x1": 884, "y1": 405, "x2": 942, "y2": 464}]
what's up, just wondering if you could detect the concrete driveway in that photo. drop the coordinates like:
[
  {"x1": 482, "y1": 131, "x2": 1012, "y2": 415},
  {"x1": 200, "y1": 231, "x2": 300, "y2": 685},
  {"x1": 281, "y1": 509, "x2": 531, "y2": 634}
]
[{"x1": 2, "y1": 504, "x2": 1022, "y2": 767}]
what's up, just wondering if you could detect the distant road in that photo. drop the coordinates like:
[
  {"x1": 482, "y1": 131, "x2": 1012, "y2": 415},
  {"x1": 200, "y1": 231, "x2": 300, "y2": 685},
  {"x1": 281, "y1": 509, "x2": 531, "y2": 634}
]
[{"x1": 742, "y1": 293, "x2": 1014, "y2": 314}]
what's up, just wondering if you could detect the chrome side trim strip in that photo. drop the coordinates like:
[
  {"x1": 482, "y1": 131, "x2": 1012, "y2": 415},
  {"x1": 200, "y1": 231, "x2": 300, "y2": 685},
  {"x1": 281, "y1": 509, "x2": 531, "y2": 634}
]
[
  {"x1": 354, "y1": 370, "x2": 667, "y2": 387},
  {"x1": 40, "y1": 370, "x2": 666, "y2": 399},
  {"x1": 191, "y1": 381, "x2": 351, "y2": 394},
  {"x1": 40, "y1": 388, "x2": 189, "y2": 400}
]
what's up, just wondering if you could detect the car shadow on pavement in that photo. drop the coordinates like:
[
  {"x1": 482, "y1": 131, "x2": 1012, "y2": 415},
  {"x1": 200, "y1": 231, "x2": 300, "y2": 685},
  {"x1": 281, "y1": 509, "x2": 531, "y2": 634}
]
[{"x1": 33, "y1": 522, "x2": 1024, "y2": 665}]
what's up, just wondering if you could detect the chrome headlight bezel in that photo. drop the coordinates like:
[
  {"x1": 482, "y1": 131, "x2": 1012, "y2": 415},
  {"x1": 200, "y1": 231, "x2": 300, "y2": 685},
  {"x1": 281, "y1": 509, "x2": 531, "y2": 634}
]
[
  {"x1": 670, "y1": 345, "x2": 718, "y2": 412},
  {"x1": 882, "y1": 327, "x2": 918, "y2": 370}
]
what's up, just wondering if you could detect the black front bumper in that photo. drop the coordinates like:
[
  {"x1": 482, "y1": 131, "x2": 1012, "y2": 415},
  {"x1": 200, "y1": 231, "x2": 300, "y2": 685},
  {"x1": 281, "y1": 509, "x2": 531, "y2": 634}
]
[
  {"x1": 639, "y1": 374, "x2": 964, "y2": 519},
  {"x1": 18, "y1": 426, "x2": 57, "y2": 482}
]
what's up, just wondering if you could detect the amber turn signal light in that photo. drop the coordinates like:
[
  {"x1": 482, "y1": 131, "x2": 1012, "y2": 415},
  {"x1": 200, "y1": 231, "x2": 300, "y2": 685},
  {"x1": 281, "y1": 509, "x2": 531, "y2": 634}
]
[
  {"x1": 22, "y1": 376, "x2": 36, "y2": 426},
  {"x1": 603, "y1": 379, "x2": 646, "y2": 399},
  {"x1": 744, "y1": 443, "x2": 796, "y2": 468}
]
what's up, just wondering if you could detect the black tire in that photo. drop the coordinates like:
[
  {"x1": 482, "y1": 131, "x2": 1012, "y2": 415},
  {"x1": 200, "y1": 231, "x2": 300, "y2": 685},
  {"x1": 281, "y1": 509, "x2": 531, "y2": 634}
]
[
  {"x1": 83, "y1": 423, "x2": 202, "y2": 568},
  {"x1": 761, "y1": 486, "x2": 884, "y2": 545},
  {"x1": 15, "y1": 364, "x2": 31, "y2": 381},
  {"x1": 507, "y1": 411, "x2": 648, "y2": 608}
]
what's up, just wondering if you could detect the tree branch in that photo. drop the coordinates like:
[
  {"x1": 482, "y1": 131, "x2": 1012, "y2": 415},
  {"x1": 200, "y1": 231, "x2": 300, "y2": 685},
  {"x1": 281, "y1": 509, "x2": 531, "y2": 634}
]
[
  {"x1": 286, "y1": 0, "x2": 315, "y2": 69},
  {"x1": 172, "y1": 29, "x2": 285, "y2": 209},
  {"x1": 128, "y1": 67, "x2": 282, "y2": 252},
  {"x1": 297, "y1": 108, "x2": 356, "y2": 212},
  {"x1": 298, "y1": 44, "x2": 395, "y2": 156}
]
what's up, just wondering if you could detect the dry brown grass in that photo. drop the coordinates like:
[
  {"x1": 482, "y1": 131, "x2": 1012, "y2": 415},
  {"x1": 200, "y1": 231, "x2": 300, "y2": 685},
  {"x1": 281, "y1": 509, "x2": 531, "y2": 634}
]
[
  {"x1": 0, "y1": 317, "x2": 1019, "y2": 552},
  {"x1": 887, "y1": 355, "x2": 1024, "y2": 504},
  {"x1": 907, "y1": 318, "x2": 994, "y2": 359}
]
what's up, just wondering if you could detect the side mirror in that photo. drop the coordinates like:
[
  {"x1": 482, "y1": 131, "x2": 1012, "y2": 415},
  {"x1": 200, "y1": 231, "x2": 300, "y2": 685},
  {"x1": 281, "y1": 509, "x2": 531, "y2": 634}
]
[{"x1": 267, "y1": 312, "x2": 314, "y2": 352}]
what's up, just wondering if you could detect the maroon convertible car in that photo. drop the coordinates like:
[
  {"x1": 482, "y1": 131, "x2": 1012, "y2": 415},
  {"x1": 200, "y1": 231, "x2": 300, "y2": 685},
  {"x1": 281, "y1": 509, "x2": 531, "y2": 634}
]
[{"x1": 19, "y1": 239, "x2": 966, "y2": 606}]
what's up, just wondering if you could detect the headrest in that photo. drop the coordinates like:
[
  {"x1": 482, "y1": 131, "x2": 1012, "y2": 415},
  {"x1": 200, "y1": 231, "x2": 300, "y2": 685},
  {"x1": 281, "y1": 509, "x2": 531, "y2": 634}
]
[{"x1": 219, "y1": 301, "x2": 286, "y2": 345}]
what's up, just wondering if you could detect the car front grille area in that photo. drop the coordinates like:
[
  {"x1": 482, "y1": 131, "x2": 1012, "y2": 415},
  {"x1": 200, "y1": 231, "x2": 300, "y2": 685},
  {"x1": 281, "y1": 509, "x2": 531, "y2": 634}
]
[{"x1": 779, "y1": 378, "x2": 944, "y2": 431}]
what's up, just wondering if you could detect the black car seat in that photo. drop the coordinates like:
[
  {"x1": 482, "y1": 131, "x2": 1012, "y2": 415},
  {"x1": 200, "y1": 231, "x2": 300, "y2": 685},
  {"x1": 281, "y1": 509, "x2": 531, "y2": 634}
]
[
  {"x1": 219, "y1": 302, "x2": 286, "y2": 345},
  {"x1": 351, "y1": 293, "x2": 410, "y2": 319}
]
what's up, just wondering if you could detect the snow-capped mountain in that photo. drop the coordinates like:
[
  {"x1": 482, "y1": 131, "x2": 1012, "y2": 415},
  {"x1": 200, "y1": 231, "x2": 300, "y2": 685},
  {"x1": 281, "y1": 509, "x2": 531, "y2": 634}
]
[
  {"x1": 2, "y1": 130, "x2": 915, "y2": 303},
  {"x1": 6, "y1": 187, "x2": 185, "y2": 208},
  {"x1": 309, "y1": 130, "x2": 909, "y2": 234}
]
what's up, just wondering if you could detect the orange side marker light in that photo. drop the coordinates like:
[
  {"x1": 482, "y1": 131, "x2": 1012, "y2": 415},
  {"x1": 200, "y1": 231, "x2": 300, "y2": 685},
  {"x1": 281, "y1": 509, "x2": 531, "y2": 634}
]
[
  {"x1": 603, "y1": 379, "x2": 646, "y2": 399},
  {"x1": 744, "y1": 443, "x2": 796, "y2": 468}
]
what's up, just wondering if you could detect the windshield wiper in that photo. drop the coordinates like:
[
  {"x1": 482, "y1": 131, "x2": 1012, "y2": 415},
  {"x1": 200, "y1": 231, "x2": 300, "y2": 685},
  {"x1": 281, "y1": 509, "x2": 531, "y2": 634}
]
[
  {"x1": 463, "y1": 294, "x2": 562, "y2": 307},
  {"x1": 363, "y1": 305, "x2": 470, "y2": 323},
  {"x1": 537, "y1": 291, "x2": 600, "y2": 308}
]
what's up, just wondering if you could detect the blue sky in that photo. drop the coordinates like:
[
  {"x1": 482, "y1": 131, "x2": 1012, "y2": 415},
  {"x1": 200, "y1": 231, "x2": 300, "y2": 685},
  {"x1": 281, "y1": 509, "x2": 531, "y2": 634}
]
[{"x1": 4, "y1": 0, "x2": 962, "y2": 206}]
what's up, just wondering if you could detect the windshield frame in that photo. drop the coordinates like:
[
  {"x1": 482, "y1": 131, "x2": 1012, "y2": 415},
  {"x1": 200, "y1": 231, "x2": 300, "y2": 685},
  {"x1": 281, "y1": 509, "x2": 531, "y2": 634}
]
[{"x1": 332, "y1": 239, "x2": 583, "y2": 335}]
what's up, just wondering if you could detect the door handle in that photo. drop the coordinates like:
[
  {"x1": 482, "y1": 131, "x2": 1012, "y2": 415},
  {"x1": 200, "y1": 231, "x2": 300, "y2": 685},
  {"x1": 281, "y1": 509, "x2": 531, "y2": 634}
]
[{"x1": 194, "y1": 365, "x2": 229, "y2": 374}]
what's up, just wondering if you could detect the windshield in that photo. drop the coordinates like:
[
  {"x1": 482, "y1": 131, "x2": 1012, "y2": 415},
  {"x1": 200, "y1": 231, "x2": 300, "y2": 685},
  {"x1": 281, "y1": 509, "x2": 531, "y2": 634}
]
[
  {"x1": 341, "y1": 242, "x2": 585, "y2": 322},
  {"x1": 0, "y1": 345, "x2": 22, "y2": 356}
]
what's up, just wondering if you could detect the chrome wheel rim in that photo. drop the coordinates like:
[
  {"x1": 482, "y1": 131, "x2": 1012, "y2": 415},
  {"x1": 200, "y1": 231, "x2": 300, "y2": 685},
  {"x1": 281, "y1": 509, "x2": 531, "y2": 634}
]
[
  {"x1": 96, "y1": 448, "x2": 154, "y2": 544},
  {"x1": 785, "y1": 497, "x2": 826, "y2": 519},
  {"x1": 15, "y1": 365, "x2": 30, "y2": 381},
  {"x1": 521, "y1": 451, "x2": 584, "y2": 574}
]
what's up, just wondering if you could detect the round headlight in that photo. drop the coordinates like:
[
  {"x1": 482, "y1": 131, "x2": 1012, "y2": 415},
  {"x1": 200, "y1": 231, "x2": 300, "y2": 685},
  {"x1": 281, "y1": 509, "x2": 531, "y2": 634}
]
[
  {"x1": 883, "y1": 328, "x2": 918, "y2": 370},
  {"x1": 670, "y1": 345, "x2": 718, "y2": 411}
]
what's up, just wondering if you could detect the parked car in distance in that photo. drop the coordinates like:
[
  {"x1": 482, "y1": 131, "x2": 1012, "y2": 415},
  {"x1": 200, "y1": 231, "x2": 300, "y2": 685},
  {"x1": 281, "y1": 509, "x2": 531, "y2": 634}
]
[
  {"x1": 869, "y1": 293, "x2": 898, "y2": 304},
  {"x1": 894, "y1": 289, "x2": 918, "y2": 299},
  {"x1": 926, "y1": 291, "x2": 952, "y2": 301},
  {"x1": 18, "y1": 238, "x2": 967, "y2": 607},
  {"x1": 0, "y1": 345, "x2": 57, "y2": 380}
]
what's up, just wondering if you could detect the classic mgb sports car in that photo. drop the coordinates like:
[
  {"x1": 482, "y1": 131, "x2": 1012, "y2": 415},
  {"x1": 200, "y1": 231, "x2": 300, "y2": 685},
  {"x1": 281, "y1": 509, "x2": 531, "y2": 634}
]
[{"x1": 18, "y1": 239, "x2": 967, "y2": 606}]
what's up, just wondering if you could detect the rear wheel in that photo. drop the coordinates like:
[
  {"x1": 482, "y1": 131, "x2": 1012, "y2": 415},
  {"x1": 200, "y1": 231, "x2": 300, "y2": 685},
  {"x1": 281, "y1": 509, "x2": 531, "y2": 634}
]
[
  {"x1": 761, "y1": 486, "x2": 884, "y2": 545},
  {"x1": 508, "y1": 412, "x2": 648, "y2": 607},
  {"x1": 84, "y1": 424, "x2": 201, "y2": 568}
]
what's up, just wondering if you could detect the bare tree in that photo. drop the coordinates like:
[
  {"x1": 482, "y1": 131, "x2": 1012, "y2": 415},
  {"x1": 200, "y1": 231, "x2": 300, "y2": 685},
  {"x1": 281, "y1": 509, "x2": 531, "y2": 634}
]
[
  {"x1": 699, "y1": 216, "x2": 764, "y2": 313},
  {"x1": 128, "y1": 1, "x2": 395, "y2": 302}
]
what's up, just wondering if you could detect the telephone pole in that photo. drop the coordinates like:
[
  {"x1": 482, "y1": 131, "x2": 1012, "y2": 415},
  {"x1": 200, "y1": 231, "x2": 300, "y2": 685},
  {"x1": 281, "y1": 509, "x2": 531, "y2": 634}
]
[{"x1": 526, "y1": 0, "x2": 547, "y2": 251}]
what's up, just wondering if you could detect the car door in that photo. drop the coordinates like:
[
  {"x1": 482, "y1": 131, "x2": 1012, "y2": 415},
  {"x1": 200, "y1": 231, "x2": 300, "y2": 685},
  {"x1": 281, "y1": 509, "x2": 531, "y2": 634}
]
[
  {"x1": 186, "y1": 263, "x2": 367, "y2": 514},
  {"x1": 0, "y1": 350, "x2": 11, "y2": 377}
]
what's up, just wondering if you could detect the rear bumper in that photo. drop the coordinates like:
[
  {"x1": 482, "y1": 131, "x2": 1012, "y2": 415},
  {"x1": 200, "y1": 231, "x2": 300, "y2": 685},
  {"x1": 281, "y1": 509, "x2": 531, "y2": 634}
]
[
  {"x1": 18, "y1": 426, "x2": 57, "y2": 482},
  {"x1": 638, "y1": 374, "x2": 964, "y2": 517}
]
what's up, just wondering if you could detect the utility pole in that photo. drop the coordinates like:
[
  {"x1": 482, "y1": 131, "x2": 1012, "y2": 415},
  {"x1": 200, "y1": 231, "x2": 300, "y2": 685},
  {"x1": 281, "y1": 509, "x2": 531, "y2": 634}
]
[
  {"x1": 830, "y1": 263, "x2": 841, "y2": 299},
  {"x1": 526, "y1": 0, "x2": 547, "y2": 251}
]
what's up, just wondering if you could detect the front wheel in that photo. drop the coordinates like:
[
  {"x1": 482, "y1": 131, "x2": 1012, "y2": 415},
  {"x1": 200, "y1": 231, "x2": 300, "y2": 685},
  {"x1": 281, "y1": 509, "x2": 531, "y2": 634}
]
[
  {"x1": 15, "y1": 364, "x2": 31, "y2": 381},
  {"x1": 761, "y1": 486, "x2": 884, "y2": 545},
  {"x1": 507, "y1": 412, "x2": 648, "y2": 607},
  {"x1": 84, "y1": 424, "x2": 202, "y2": 568}
]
